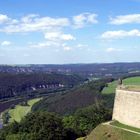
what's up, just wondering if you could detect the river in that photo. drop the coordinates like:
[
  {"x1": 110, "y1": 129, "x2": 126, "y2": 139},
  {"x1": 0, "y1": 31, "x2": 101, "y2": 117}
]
[
  {"x1": 0, "y1": 122, "x2": 3, "y2": 129},
  {"x1": 0, "y1": 118, "x2": 3, "y2": 129}
]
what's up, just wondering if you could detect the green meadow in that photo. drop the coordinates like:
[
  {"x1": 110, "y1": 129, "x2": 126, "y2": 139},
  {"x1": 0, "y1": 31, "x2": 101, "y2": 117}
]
[
  {"x1": 123, "y1": 76, "x2": 140, "y2": 85},
  {"x1": 9, "y1": 98, "x2": 41, "y2": 122},
  {"x1": 102, "y1": 76, "x2": 140, "y2": 94}
]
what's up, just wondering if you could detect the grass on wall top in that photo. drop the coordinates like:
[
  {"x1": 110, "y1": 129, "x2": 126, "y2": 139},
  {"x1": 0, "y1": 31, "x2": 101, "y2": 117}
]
[{"x1": 102, "y1": 76, "x2": 140, "y2": 95}]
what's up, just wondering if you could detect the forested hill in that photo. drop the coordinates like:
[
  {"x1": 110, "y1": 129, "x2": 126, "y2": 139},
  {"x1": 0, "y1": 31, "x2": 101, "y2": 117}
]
[
  {"x1": 0, "y1": 73, "x2": 85, "y2": 99},
  {"x1": 0, "y1": 78, "x2": 113, "y2": 140},
  {"x1": 32, "y1": 78, "x2": 114, "y2": 115},
  {"x1": 1, "y1": 63, "x2": 140, "y2": 78}
]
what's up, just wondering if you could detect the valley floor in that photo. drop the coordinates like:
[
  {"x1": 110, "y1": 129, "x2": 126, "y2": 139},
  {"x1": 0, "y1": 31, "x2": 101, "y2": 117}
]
[{"x1": 8, "y1": 98, "x2": 41, "y2": 122}]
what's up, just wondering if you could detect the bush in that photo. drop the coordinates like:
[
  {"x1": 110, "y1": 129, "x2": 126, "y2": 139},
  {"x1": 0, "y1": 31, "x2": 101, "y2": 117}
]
[{"x1": 63, "y1": 103, "x2": 112, "y2": 135}]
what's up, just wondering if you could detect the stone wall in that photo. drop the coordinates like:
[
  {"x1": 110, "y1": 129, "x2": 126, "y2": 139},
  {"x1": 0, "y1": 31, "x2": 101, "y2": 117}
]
[{"x1": 112, "y1": 89, "x2": 140, "y2": 128}]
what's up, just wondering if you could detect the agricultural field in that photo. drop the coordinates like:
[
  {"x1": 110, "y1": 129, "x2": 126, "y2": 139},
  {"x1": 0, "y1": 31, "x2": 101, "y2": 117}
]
[
  {"x1": 102, "y1": 76, "x2": 140, "y2": 94},
  {"x1": 9, "y1": 98, "x2": 41, "y2": 122}
]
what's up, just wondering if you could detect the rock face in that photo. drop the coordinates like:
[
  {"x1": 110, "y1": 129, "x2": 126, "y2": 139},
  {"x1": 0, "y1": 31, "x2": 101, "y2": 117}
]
[{"x1": 113, "y1": 89, "x2": 140, "y2": 128}]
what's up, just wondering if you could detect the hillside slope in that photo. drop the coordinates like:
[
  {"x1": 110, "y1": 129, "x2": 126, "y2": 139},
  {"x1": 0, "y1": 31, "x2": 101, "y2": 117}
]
[
  {"x1": 32, "y1": 79, "x2": 112, "y2": 115},
  {"x1": 86, "y1": 124, "x2": 140, "y2": 140},
  {"x1": 0, "y1": 73, "x2": 85, "y2": 99}
]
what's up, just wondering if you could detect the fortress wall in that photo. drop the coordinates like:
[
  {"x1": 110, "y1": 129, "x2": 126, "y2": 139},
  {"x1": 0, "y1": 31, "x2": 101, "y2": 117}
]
[{"x1": 112, "y1": 89, "x2": 140, "y2": 128}]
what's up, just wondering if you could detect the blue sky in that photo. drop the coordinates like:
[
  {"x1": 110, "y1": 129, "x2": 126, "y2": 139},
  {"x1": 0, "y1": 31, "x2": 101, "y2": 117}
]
[{"x1": 0, "y1": 0, "x2": 140, "y2": 64}]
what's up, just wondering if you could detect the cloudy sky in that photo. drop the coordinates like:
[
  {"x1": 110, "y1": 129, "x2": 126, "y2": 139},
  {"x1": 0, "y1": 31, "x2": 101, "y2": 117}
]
[{"x1": 0, "y1": 0, "x2": 140, "y2": 64}]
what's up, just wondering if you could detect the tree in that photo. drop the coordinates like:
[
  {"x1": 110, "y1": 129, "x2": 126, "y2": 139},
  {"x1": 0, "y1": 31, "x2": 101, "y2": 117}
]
[{"x1": 63, "y1": 103, "x2": 112, "y2": 135}]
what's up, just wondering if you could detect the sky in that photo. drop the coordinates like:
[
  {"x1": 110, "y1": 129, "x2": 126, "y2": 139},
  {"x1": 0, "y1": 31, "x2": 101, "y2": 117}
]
[{"x1": 0, "y1": 0, "x2": 140, "y2": 64}]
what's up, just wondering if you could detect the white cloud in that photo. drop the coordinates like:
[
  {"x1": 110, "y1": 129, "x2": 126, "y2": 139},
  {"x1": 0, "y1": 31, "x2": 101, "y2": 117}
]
[
  {"x1": 21, "y1": 14, "x2": 39, "y2": 23},
  {"x1": 44, "y1": 31, "x2": 75, "y2": 41},
  {"x1": 73, "y1": 13, "x2": 98, "y2": 28},
  {"x1": 63, "y1": 46, "x2": 72, "y2": 51},
  {"x1": 1, "y1": 41, "x2": 11, "y2": 46},
  {"x1": 30, "y1": 30, "x2": 75, "y2": 49},
  {"x1": 101, "y1": 29, "x2": 140, "y2": 39},
  {"x1": 29, "y1": 41, "x2": 60, "y2": 48},
  {"x1": 0, "y1": 13, "x2": 98, "y2": 33},
  {"x1": 0, "y1": 14, "x2": 9, "y2": 24},
  {"x1": 106, "y1": 47, "x2": 122, "y2": 52},
  {"x1": 0, "y1": 14, "x2": 70, "y2": 33},
  {"x1": 75, "y1": 44, "x2": 88, "y2": 50},
  {"x1": 110, "y1": 14, "x2": 140, "y2": 25}
]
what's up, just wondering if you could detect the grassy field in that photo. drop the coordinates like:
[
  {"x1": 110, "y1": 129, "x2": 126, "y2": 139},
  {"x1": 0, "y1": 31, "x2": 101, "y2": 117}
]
[
  {"x1": 102, "y1": 81, "x2": 117, "y2": 94},
  {"x1": 76, "y1": 137, "x2": 86, "y2": 140},
  {"x1": 111, "y1": 121, "x2": 140, "y2": 133},
  {"x1": 9, "y1": 98, "x2": 41, "y2": 122},
  {"x1": 123, "y1": 77, "x2": 140, "y2": 85},
  {"x1": 102, "y1": 76, "x2": 140, "y2": 94},
  {"x1": 86, "y1": 124, "x2": 140, "y2": 140}
]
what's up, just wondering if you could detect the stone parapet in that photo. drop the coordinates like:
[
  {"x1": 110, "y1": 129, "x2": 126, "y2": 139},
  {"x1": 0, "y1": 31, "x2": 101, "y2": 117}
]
[{"x1": 112, "y1": 89, "x2": 140, "y2": 128}]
